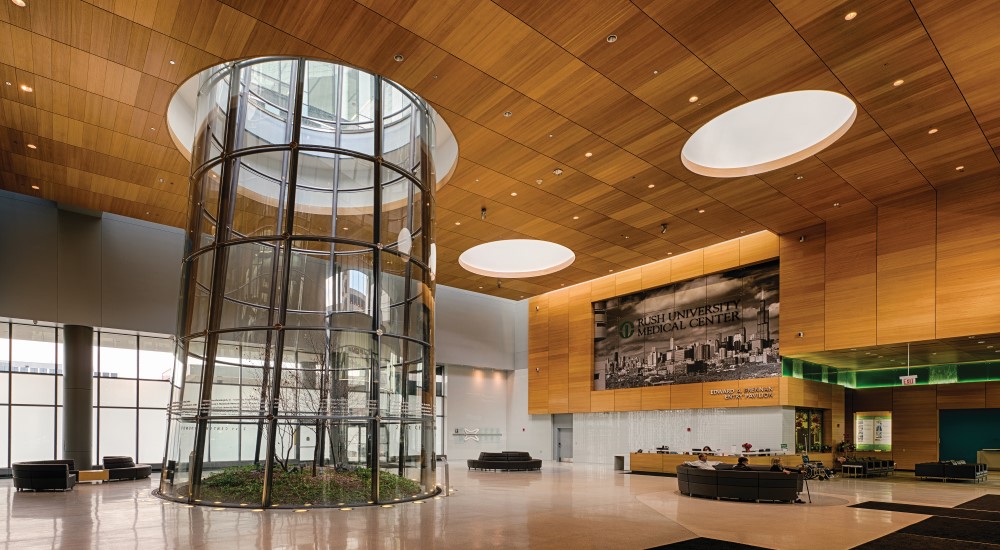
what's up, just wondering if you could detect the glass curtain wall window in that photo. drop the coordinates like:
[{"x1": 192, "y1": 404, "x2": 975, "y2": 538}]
[
  {"x1": 159, "y1": 58, "x2": 447, "y2": 509},
  {"x1": 0, "y1": 320, "x2": 172, "y2": 468}
]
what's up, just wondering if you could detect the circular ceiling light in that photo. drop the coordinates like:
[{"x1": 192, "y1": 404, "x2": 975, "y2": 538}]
[
  {"x1": 681, "y1": 90, "x2": 856, "y2": 178},
  {"x1": 459, "y1": 239, "x2": 575, "y2": 278}
]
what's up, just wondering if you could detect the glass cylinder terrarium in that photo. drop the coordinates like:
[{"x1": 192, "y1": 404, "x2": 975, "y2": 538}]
[{"x1": 158, "y1": 57, "x2": 452, "y2": 508}]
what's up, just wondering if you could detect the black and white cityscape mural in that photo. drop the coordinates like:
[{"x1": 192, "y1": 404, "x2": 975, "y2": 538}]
[{"x1": 594, "y1": 261, "x2": 780, "y2": 390}]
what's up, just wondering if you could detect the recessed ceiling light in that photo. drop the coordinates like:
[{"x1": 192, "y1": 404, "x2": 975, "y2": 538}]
[
  {"x1": 503, "y1": 111, "x2": 512, "y2": 118},
  {"x1": 536, "y1": 179, "x2": 543, "y2": 184},
  {"x1": 622, "y1": 234, "x2": 629, "y2": 239},
  {"x1": 548, "y1": 134, "x2": 553, "y2": 138},
  {"x1": 454, "y1": 221, "x2": 461, "y2": 226},
  {"x1": 653, "y1": 70, "x2": 659, "y2": 75},
  {"x1": 892, "y1": 79, "x2": 905, "y2": 87},
  {"x1": 739, "y1": 229, "x2": 746, "y2": 234},
  {"x1": 978, "y1": 340, "x2": 985, "y2": 344},
  {"x1": 31, "y1": 184, "x2": 40, "y2": 190},
  {"x1": 149, "y1": 127, "x2": 156, "y2": 131},
  {"x1": 552, "y1": 168, "x2": 563, "y2": 176},
  {"x1": 4, "y1": 81, "x2": 10, "y2": 85},
  {"x1": 667, "y1": 252, "x2": 673, "y2": 255},
  {"x1": 145, "y1": 211, "x2": 150, "y2": 215},
  {"x1": 11, "y1": 0, "x2": 26, "y2": 7},
  {"x1": 572, "y1": 216, "x2": 579, "y2": 220},
  {"x1": 342, "y1": 227, "x2": 349, "y2": 230},
  {"x1": 609, "y1": 269, "x2": 614, "y2": 272},
  {"x1": 393, "y1": 54, "x2": 404, "y2": 62},
  {"x1": 833, "y1": 202, "x2": 841, "y2": 207},
  {"x1": 647, "y1": 184, "x2": 655, "y2": 188},
  {"x1": 955, "y1": 165, "x2": 965, "y2": 171},
  {"x1": 584, "y1": 152, "x2": 593, "y2": 158},
  {"x1": 844, "y1": 11, "x2": 857, "y2": 20},
  {"x1": 26, "y1": 143, "x2": 36, "y2": 149},
  {"x1": 510, "y1": 192, "x2": 517, "y2": 196},
  {"x1": 606, "y1": 34, "x2": 618, "y2": 43},
  {"x1": 688, "y1": 95, "x2": 699, "y2": 103},
  {"x1": 697, "y1": 208, "x2": 706, "y2": 214},
  {"x1": 20, "y1": 84, "x2": 32, "y2": 92},
  {"x1": 168, "y1": 60, "x2": 176, "y2": 65},
  {"x1": 795, "y1": 174, "x2": 804, "y2": 180},
  {"x1": 927, "y1": 128, "x2": 938, "y2": 134}
]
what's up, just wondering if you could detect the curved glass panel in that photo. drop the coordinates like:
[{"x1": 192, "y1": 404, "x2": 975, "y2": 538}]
[{"x1": 161, "y1": 58, "x2": 442, "y2": 508}]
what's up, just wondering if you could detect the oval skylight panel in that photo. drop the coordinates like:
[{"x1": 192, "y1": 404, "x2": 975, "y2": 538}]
[
  {"x1": 681, "y1": 90, "x2": 857, "y2": 177},
  {"x1": 459, "y1": 239, "x2": 575, "y2": 278}
]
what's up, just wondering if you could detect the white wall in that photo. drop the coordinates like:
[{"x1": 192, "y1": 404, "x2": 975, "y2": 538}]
[
  {"x1": 506, "y1": 369, "x2": 553, "y2": 460},
  {"x1": 572, "y1": 407, "x2": 791, "y2": 465},
  {"x1": 444, "y1": 365, "x2": 511, "y2": 460},
  {"x1": 435, "y1": 285, "x2": 518, "y2": 370}
]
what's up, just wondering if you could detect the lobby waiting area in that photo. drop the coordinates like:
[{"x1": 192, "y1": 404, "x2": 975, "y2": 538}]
[
  {"x1": 5, "y1": 0, "x2": 1000, "y2": 548},
  {"x1": 12, "y1": 457, "x2": 152, "y2": 491}
]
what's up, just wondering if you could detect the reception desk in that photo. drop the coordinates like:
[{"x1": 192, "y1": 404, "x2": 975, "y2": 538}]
[
  {"x1": 630, "y1": 452, "x2": 835, "y2": 475},
  {"x1": 977, "y1": 449, "x2": 1000, "y2": 471}
]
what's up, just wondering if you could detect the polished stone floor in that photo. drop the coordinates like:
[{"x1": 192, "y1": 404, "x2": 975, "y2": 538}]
[{"x1": 1, "y1": 464, "x2": 998, "y2": 549}]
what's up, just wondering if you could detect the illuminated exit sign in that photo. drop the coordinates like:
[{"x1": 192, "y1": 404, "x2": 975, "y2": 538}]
[{"x1": 900, "y1": 375, "x2": 917, "y2": 386}]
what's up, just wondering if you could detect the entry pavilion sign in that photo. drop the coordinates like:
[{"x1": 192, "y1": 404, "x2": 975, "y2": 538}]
[{"x1": 594, "y1": 261, "x2": 780, "y2": 390}]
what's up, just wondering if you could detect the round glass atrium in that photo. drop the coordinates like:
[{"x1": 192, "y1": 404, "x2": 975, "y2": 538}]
[{"x1": 158, "y1": 58, "x2": 452, "y2": 508}]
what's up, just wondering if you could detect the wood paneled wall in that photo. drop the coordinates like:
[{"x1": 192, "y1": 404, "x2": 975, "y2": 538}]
[
  {"x1": 529, "y1": 232, "x2": 793, "y2": 414},
  {"x1": 781, "y1": 179, "x2": 1000, "y2": 354},
  {"x1": 850, "y1": 381, "x2": 1000, "y2": 469}
]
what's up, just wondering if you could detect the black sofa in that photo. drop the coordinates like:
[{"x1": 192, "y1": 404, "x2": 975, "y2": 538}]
[
  {"x1": 915, "y1": 461, "x2": 988, "y2": 482},
  {"x1": 467, "y1": 451, "x2": 542, "y2": 471},
  {"x1": 677, "y1": 464, "x2": 802, "y2": 503},
  {"x1": 103, "y1": 456, "x2": 152, "y2": 481},
  {"x1": 12, "y1": 460, "x2": 78, "y2": 491}
]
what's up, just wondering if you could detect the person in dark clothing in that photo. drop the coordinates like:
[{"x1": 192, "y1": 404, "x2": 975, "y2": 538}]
[
  {"x1": 770, "y1": 457, "x2": 797, "y2": 474},
  {"x1": 733, "y1": 456, "x2": 752, "y2": 470}
]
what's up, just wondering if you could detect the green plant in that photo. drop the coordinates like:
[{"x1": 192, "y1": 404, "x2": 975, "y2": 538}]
[{"x1": 199, "y1": 465, "x2": 423, "y2": 505}]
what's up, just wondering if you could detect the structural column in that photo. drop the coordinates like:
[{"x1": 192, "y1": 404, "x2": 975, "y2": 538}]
[{"x1": 63, "y1": 324, "x2": 94, "y2": 469}]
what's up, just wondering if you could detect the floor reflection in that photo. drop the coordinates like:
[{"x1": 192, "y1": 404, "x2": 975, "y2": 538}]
[{"x1": 0, "y1": 466, "x2": 997, "y2": 549}]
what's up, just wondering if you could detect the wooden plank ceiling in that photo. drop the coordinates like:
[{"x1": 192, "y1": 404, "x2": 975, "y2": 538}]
[{"x1": 1, "y1": 0, "x2": 998, "y2": 300}]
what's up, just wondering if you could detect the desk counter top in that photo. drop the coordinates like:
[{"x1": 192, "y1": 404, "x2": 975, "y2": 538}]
[{"x1": 629, "y1": 452, "x2": 834, "y2": 474}]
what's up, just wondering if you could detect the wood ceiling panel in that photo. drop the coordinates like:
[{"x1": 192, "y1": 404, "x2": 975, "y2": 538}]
[
  {"x1": 773, "y1": 0, "x2": 999, "y2": 190},
  {"x1": 913, "y1": 0, "x2": 1000, "y2": 155},
  {"x1": 1, "y1": 0, "x2": 996, "y2": 298}
]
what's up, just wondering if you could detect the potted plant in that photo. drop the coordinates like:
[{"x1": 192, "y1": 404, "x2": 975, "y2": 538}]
[{"x1": 741, "y1": 442, "x2": 753, "y2": 453}]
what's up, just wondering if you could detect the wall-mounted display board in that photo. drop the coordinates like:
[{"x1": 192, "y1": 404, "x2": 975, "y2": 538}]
[
  {"x1": 855, "y1": 412, "x2": 892, "y2": 451},
  {"x1": 594, "y1": 261, "x2": 779, "y2": 390}
]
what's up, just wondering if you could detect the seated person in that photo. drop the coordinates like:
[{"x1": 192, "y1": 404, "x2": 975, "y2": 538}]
[
  {"x1": 733, "y1": 456, "x2": 752, "y2": 470},
  {"x1": 685, "y1": 453, "x2": 719, "y2": 470},
  {"x1": 770, "y1": 457, "x2": 798, "y2": 475},
  {"x1": 702, "y1": 446, "x2": 713, "y2": 453}
]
